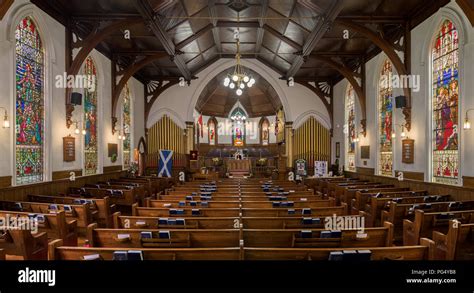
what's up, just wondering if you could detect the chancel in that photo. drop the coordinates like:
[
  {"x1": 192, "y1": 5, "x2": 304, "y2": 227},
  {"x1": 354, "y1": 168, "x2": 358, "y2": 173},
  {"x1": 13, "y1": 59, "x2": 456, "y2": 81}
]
[{"x1": 0, "y1": 0, "x2": 473, "y2": 287}]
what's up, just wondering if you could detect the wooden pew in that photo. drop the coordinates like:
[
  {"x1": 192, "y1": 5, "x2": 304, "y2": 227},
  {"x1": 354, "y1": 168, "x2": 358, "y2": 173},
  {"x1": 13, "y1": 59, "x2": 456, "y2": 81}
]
[
  {"x1": 243, "y1": 238, "x2": 434, "y2": 260},
  {"x1": 242, "y1": 215, "x2": 365, "y2": 229},
  {"x1": 243, "y1": 223, "x2": 393, "y2": 248},
  {"x1": 334, "y1": 184, "x2": 393, "y2": 204},
  {"x1": 381, "y1": 198, "x2": 464, "y2": 239},
  {"x1": 86, "y1": 224, "x2": 240, "y2": 248},
  {"x1": 0, "y1": 199, "x2": 92, "y2": 233},
  {"x1": 132, "y1": 205, "x2": 348, "y2": 218},
  {"x1": 0, "y1": 225, "x2": 48, "y2": 260},
  {"x1": 341, "y1": 187, "x2": 409, "y2": 205},
  {"x1": 431, "y1": 220, "x2": 474, "y2": 260},
  {"x1": 0, "y1": 210, "x2": 77, "y2": 246},
  {"x1": 403, "y1": 209, "x2": 474, "y2": 245},
  {"x1": 160, "y1": 193, "x2": 319, "y2": 202},
  {"x1": 48, "y1": 240, "x2": 241, "y2": 260},
  {"x1": 70, "y1": 187, "x2": 140, "y2": 207},
  {"x1": 145, "y1": 198, "x2": 335, "y2": 209},
  {"x1": 28, "y1": 194, "x2": 115, "y2": 227},
  {"x1": 327, "y1": 180, "x2": 369, "y2": 197},
  {"x1": 113, "y1": 213, "x2": 237, "y2": 229},
  {"x1": 365, "y1": 194, "x2": 452, "y2": 227},
  {"x1": 351, "y1": 190, "x2": 429, "y2": 214}
]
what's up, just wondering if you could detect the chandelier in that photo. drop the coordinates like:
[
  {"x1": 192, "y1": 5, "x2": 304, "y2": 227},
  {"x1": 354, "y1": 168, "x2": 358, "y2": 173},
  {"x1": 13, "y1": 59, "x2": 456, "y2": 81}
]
[{"x1": 223, "y1": 37, "x2": 255, "y2": 96}]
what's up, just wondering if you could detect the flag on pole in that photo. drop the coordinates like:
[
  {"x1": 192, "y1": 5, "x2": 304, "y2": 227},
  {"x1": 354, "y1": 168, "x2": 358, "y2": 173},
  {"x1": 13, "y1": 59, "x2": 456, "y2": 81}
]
[
  {"x1": 198, "y1": 114, "x2": 203, "y2": 138},
  {"x1": 158, "y1": 150, "x2": 173, "y2": 177}
]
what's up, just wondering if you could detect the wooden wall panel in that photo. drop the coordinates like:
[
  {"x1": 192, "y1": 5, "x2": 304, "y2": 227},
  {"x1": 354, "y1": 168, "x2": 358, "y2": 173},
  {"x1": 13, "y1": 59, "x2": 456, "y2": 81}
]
[{"x1": 52, "y1": 169, "x2": 83, "y2": 180}]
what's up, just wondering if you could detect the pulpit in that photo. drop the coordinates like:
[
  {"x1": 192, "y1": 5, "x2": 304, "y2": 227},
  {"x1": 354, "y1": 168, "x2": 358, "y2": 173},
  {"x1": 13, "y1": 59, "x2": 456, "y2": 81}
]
[{"x1": 226, "y1": 158, "x2": 251, "y2": 177}]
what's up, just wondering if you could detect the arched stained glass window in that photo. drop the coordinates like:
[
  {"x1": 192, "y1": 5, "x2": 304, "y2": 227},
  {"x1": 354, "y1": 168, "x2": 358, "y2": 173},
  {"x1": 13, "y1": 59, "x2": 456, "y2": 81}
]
[
  {"x1": 84, "y1": 56, "x2": 98, "y2": 175},
  {"x1": 379, "y1": 60, "x2": 394, "y2": 176},
  {"x1": 432, "y1": 19, "x2": 459, "y2": 185},
  {"x1": 123, "y1": 83, "x2": 132, "y2": 169},
  {"x1": 345, "y1": 85, "x2": 355, "y2": 171},
  {"x1": 15, "y1": 17, "x2": 45, "y2": 185}
]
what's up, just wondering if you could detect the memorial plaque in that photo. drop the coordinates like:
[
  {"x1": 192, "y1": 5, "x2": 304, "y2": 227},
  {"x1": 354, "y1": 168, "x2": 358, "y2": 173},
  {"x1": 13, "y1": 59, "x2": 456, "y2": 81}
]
[
  {"x1": 402, "y1": 139, "x2": 414, "y2": 164},
  {"x1": 63, "y1": 136, "x2": 75, "y2": 162},
  {"x1": 360, "y1": 146, "x2": 370, "y2": 159}
]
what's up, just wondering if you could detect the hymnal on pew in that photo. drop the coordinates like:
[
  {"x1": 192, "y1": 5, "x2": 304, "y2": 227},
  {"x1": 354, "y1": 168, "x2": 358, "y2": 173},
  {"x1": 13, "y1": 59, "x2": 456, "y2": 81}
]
[
  {"x1": 159, "y1": 231, "x2": 170, "y2": 239},
  {"x1": 127, "y1": 250, "x2": 144, "y2": 261},
  {"x1": 300, "y1": 230, "x2": 312, "y2": 238},
  {"x1": 158, "y1": 218, "x2": 168, "y2": 225},
  {"x1": 320, "y1": 231, "x2": 332, "y2": 238},
  {"x1": 176, "y1": 218, "x2": 185, "y2": 225},
  {"x1": 192, "y1": 209, "x2": 201, "y2": 216},
  {"x1": 112, "y1": 251, "x2": 128, "y2": 261},
  {"x1": 140, "y1": 232, "x2": 152, "y2": 239},
  {"x1": 328, "y1": 251, "x2": 344, "y2": 261},
  {"x1": 83, "y1": 254, "x2": 102, "y2": 261},
  {"x1": 302, "y1": 208, "x2": 311, "y2": 215}
]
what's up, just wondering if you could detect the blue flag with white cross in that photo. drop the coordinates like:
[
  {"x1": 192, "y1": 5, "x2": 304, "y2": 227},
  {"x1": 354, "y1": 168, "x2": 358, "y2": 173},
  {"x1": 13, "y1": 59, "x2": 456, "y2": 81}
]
[{"x1": 158, "y1": 150, "x2": 173, "y2": 177}]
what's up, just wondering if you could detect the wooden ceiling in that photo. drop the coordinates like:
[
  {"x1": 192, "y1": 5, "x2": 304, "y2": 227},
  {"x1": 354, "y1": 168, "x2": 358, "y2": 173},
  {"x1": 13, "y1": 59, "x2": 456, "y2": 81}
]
[
  {"x1": 195, "y1": 67, "x2": 281, "y2": 117},
  {"x1": 32, "y1": 0, "x2": 450, "y2": 87}
]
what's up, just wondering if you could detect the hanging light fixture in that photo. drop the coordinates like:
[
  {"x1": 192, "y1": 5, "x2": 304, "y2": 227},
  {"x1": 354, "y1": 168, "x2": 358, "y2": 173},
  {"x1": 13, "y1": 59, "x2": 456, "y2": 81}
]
[{"x1": 223, "y1": 29, "x2": 254, "y2": 96}]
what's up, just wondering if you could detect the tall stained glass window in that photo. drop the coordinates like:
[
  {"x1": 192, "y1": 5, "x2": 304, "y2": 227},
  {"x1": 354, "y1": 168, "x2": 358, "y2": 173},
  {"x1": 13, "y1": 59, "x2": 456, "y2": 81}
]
[
  {"x1": 345, "y1": 85, "x2": 356, "y2": 171},
  {"x1": 84, "y1": 57, "x2": 98, "y2": 175},
  {"x1": 122, "y1": 83, "x2": 132, "y2": 169},
  {"x1": 379, "y1": 60, "x2": 394, "y2": 176},
  {"x1": 15, "y1": 17, "x2": 44, "y2": 185},
  {"x1": 432, "y1": 19, "x2": 459, "y2": 185}
]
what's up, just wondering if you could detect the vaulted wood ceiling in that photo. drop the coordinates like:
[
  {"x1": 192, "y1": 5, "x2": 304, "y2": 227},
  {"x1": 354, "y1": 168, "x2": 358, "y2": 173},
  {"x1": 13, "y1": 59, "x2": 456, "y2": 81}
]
[
  {"x1": 32, "y1": 0, "x2": 449, "y2": 86},
  {"x1": 195, "y1": 67, "x2": 281, "y2": 118}
]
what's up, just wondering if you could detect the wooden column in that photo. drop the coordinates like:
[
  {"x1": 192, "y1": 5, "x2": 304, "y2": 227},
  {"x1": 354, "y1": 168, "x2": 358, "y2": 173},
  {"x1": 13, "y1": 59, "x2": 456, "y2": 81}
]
[{"x1": 285, "y1": 122, "x2": 293, "y2": 168}]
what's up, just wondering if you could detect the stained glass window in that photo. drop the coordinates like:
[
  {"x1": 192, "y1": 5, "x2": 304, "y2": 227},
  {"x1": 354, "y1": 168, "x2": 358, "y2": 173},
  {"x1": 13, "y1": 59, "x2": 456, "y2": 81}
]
[
  {"x1": 432, "y1": 19, "x2": 459, "y2": 185},
  {"x1": 15, "y1": 17, "x2": 44, "y2": 185},
  {"x1": 261, "y1": 118, "x2": 269, "y2": 146},
  {"x1": 345, "y1": 85, "x2": 355, "y2": 171},
  {"x1": 207, "y1": 118, "x2": 216, "y2": 146},
  {"x1": 84, "y1": 57, "x2": 98, "y2": 175},
  {"x1": 231, "y1": 107, "x2": 246, "y2": 146},
  {"x1": 379, "y1": 60, "x2": 393, "y2": 176},
  {"x1": 122, "y1": 83, "x2": 132, "y2": 169}
]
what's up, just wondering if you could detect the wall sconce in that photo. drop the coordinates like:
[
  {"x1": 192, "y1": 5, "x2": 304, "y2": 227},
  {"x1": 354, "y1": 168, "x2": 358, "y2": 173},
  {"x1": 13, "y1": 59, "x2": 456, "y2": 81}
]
[
  {"x1": 73, "y1": 120, "x2": 86, "y2": 135},
  {"x1": 392, "y1": 124, "x2": 408, "y2": 139},
  {"x1": 0, "y1": 107, "x2": 10, "y2": 129},
  {"x1": 117, "y1": 129, "x2": 125, "y2": 141},
  {"x1": 463, "y1": 109, "x2": 474, "y2": 130}
]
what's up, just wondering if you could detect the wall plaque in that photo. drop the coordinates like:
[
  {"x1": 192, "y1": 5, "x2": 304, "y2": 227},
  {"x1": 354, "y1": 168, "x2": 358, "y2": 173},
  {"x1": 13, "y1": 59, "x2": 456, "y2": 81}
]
[
  {"x1": 360, "y1": 145, "x2": 370, "y2": 159},
  {"x1": 402, "y1": 139, "x2": 414, "y2": 164},
  {"x1": 63, "y1": 136, "x2": 75, "y2": 162}
]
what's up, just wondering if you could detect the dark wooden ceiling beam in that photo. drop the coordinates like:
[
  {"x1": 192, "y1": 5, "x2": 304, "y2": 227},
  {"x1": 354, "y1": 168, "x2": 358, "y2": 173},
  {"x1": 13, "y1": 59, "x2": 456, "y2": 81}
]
[
  {"x1": 0, "y1": 0, "x2": 13, "y2": 21},
  {"x1": 113, "y1": 50, "x2": 168, "y2": 56},
  {"x1": 311, "y1": 51, "x2": 365, "y2": 56},
  {"x1": 112, "y1": 53, "x2": 169, "y2": 131},
  {"x1": 336, "y1": 15, "x2": 406, "y2": 23},
  {"x1": 286, "y1": 0, "x2": 344, "y2": 79},
  {"x1": 135, "y1": 0, "x2": 193, "y2": 81},
  {"x1": 262, "y1": 24, "x2": 302, "y2": 50},
  {"x1": 70, "y1": 13, "x2": 142, "y2": 21},
  {"x1": 312, "y1": 55, "x2": 366, "y2": 132},
  {"x1": 255, "y1": 0, "x2": 269, "y2": 58},
  {"x1": 267, "y1": 6, "x2": 311, "y2": 33},
  {"x1": 208, "y1": 0, "x2": 222, "y2": 53},
  {"x1": 65, "y1": 17, "x2": 143, "y2": 128},
  {"x1": 217, "y1": 20, "x2": 260, "y2": 27},
  {"x1": 335, "y1": 19, "x2": 412, "y2": 130},
  {"x1": 175, "y1": 23, "x2": 213, "y2": 50}
]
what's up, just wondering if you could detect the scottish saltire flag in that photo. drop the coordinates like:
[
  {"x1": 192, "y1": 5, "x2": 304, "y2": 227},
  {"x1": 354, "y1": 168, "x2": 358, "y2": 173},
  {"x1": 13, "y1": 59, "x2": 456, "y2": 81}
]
[{"x1": 158, "y1": 150, "x2": 173, "y2": 177}]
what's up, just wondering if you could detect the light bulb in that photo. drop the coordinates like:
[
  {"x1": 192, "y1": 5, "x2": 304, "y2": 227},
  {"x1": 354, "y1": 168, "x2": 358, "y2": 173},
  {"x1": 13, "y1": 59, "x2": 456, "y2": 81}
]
[
  {"x1": 3, "y1": 119, "x2": 9, "y2": 129},
  {"x1": 224, "y1": 77, "x2": 230, "y2": 84},
  {"x1": 464, "y1": 119, "x2": 471, "y2": 130},
  {"x1": 249, "y1": 78, "x2": 255, "y2": 84},
  {"x1": 236, "y1": 89, "x2": 242, "y2": 96},
  {"x1": 240, "y1": 83, "x2": 245, "y2": 89},
  {"x1": 74, "y1": 127, "x2": 80, "y2": 135},
  {"x1": 247, "y1": 82, "x2": 253, "y2": 88},
  {"x1": 391, "y1": 132, "x2": 396, "y2": 138},
  {"x1": 229, "y1": 83, "x2": 235, "y2": 89},
  {"x1": 401, "y1": 131, "x2": 406, "y2": 138},
  {"x1": 232, "y1": 75, "x2": 238, "y2": 82},
  {"x1": 82, "y1": 129, "x2": 86, "y2": 135},
  {"x1": 243, "y1": 76, "x2": 249, "y2": 83}
]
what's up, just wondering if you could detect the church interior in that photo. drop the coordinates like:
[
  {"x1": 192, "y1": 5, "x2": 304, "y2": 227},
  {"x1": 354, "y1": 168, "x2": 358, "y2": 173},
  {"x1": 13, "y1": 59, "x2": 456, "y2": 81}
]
[{"x1": 0, "y1": 0, "x2": 474, "y2": 288}]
